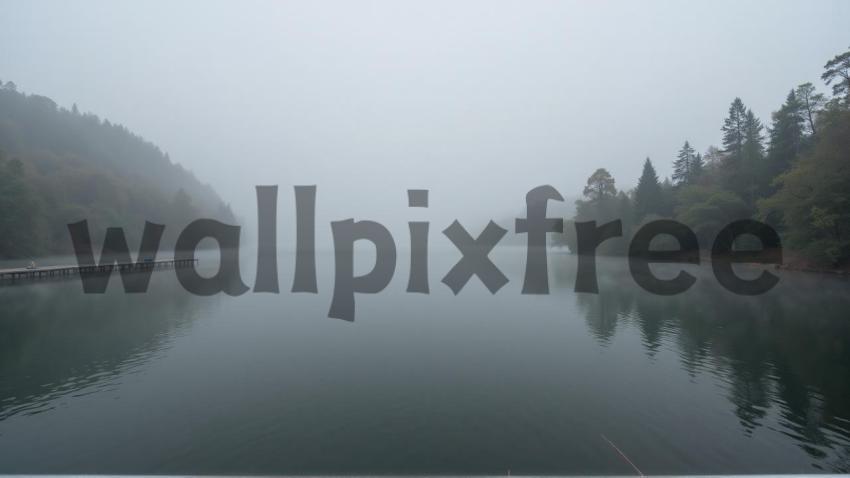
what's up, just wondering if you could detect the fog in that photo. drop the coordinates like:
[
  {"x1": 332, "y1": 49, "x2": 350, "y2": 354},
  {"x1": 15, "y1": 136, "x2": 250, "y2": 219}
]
[{"x1": 2, "y1": 0, "x2": 848, "y2": 236}]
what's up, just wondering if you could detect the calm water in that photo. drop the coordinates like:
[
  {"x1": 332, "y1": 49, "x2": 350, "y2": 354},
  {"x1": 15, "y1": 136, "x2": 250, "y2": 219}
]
[{"x1": 1, "y1": 249, "x2": 849, "y2": 474}]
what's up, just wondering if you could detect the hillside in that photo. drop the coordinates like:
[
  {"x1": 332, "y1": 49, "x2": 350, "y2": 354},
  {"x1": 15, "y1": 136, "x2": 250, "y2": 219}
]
[{"x1": 0, "y1": 81, "x2": 235, "y2": 259}]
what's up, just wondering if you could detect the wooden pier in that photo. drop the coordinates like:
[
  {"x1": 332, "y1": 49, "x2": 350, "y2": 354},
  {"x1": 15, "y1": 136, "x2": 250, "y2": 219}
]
[{"x1": 0, "y1": 258, "x2": 198, "y2": 284}]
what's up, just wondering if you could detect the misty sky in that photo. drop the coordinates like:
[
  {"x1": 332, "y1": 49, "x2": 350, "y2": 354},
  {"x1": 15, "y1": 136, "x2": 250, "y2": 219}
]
[{"x1": 2, "y1": 0, "x2": 849, "y2": 230}]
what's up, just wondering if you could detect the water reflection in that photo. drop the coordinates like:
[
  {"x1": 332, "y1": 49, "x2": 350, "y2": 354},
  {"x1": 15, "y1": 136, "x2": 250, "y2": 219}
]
[
  {"x1": 1, "y1": 252, "x2": 849, "y2": 473},
  {"x1": 559, "y1": 258, "x2": 850, "y2": 472},
  {"x1": 0, "y1": 277, "x2": 205, "y2": 420}
]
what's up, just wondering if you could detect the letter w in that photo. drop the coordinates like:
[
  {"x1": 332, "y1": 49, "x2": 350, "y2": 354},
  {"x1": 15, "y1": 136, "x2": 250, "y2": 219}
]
[{"x1": 67, "y1": 220, "x2": 165, "y2": 293}]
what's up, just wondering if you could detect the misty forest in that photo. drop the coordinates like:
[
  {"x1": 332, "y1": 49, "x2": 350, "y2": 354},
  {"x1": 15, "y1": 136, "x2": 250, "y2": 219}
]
[
  {"x1": 0, "y1": 82, "x2": 235, "y2": 258},
  {"x1": 4, "y1": 1, "x2": 850, "y2": 474},
  {"x1": 553, "y1": 46, "x2": 850, "y2": 268},
  {"x1": 2, "y1": 47, "x2": 850, "y2": 269}
]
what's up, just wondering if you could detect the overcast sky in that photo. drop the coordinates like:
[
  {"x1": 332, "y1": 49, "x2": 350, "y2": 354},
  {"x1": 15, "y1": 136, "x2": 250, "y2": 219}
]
[{"x1": 2, "y1": 0, "x2": 848, "y2": 230}]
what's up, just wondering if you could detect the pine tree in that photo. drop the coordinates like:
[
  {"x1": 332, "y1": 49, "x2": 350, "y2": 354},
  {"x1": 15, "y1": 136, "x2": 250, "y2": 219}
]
[
  {"x1": 722, "y1": 98, "x2": 748, "y2": 157},
  {"x1": 821, "y1": 46, "x2": 850, "y2": 103},
  {"x1": 673, "y1": 141, "x2": 695, "y2": 185},
  {"x1": 740, "y1": 109, "x2": 765, "y2": 206},
  {"x1": 743, "y1": 109, "x2": 765, "y2": 158},
  {"x1": 719, "y1": 98, "x2": 763, "y2": 207},
  {"x1": 691, "y1": 152, "x2": 704, "y2": 181},
  {"x1": 767, "y1": 89, "x2": 804, "y2": 179},
  {"x1": 795, "y1": 83, "x2": 826, "y2": 136},
  {"x1": 634, "y1": 158, "x2": 663, "y2": 220}
]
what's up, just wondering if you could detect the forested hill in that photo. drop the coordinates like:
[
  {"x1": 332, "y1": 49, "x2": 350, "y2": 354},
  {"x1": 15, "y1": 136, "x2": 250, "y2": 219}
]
[
  {"x1": 0, "y1": 81, "x2": 235, "y2": 259},
  {"x1": 556, "y1": 46, "x2": 850, "y2": 268}
]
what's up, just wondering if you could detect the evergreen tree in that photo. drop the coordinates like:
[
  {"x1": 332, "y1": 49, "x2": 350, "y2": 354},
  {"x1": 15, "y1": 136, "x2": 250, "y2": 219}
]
[
  {"x1": 673, "y1": 141, "x2": 696, "y2": 185},
  {"x1": 743, "y1": 109, "x2": 765, "y2": 156},
  {"x1": 634, "y1": 157, "x2": 663, "y2": 220},
  {"x1": 821, "y1": 46, "x2": 850, "y2": 103},
  {"x1": 564, "y1": 46, "x2": 850, "y2": 265},
  {"x1": 719, "y1": 98, "x2": 760, "y2": 203},
  {"x1": 722, "y1": 98, "x2": 748, "y2": 157},
  {"x1": 760, "y1": 107, "x2": 850, "y2": 265},
  {"x1": 691, "y1": 152, "x2": 704, "y2": 181},
  {"x1": 795, "y1": 83, "x2": 826, "y2": 136},
  {"x1": 740, "y1": 109, "x2": 765, "y2": 206},
  {"x1": 766, "y1": 89, "x2": 804, "y2": 179}
]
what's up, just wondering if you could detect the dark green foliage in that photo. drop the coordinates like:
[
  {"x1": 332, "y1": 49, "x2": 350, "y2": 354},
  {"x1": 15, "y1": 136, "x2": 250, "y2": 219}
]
[
  {"x1": 0, "y1": 153, "x2": 41, "y2": 257},
  {"x1": 796, "y1": 83, "x2": 826, "y2": 137},
  {"x1": 573, "y1": 168, "x2": 632, "y2": 255},
  {"x1": 562, "y1": 46, "x2": 850, "y2": 267},
  {"x1": 576, "y1": 168, "x2": 618, "y2": 222},
  {"x1": 0, "y1": 83, "x2": 235, "y2": 258},
  {"x1": 717, "y1": 98, "x2": 765, "y2": 207},
  {"x1": 582, "y1": 168, "x2": 616, "y2": 202},
  {"x1": 766, "y1": 90, "x2": 804, "y2": 186},
  {"x1": 658, "y1": 177, "x2": 676, "y2": 217},
  {"x1": 675, "y1": 185, "x2": 749, "y2": 245},
  {"x1": 821, "y1": 46, "x2": 850, "y2": 103},
  {"x1": 634, "y1": 157, "x2": 663, "y2": 220},
  {"x1": 743, "y1": 110, "x2": 765, "y2": 160},
  {"x1": 673, "y1": 141, "x2": 696, "y2": 185},
  {"x1": 760, "y1": 106, "x2": 850, "y2": 265},
  {"x1": 722, "y1": 98, "x2": 748, "y2": 157},
  {"x1": 719, "y1": 98, "x2": 750, "y2": 199}
]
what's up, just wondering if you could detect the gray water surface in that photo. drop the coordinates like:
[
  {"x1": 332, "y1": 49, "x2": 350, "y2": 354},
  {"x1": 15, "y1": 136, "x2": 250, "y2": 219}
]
[{"x1": 1, "y1": 249, "x2": 849, "y2": 474}]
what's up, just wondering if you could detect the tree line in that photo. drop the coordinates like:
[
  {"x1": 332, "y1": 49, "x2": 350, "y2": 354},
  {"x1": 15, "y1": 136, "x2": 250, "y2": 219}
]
[
  {"x1": 0, "y1": 82, "x2": 235, "y2": 259},
  {"x1": 557, "y1": 46, "x2": 850, "y2": 267}
]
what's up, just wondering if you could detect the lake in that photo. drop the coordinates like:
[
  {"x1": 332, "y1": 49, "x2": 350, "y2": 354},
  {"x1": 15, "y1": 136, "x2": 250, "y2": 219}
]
[{"x1": 1, "y1": 248, "x2": 849, "y2": 474}]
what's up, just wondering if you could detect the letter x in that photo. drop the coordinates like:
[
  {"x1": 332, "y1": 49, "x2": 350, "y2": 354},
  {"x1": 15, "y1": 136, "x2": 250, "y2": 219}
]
[{"x1": 441, "y1": 220, "x2": 508, "y2": 294}]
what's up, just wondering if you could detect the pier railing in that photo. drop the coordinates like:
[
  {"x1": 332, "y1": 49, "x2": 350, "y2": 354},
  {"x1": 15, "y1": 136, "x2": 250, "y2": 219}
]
[{"x1": 0, "y1": 259, "x2": 198, "y2": 284}]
